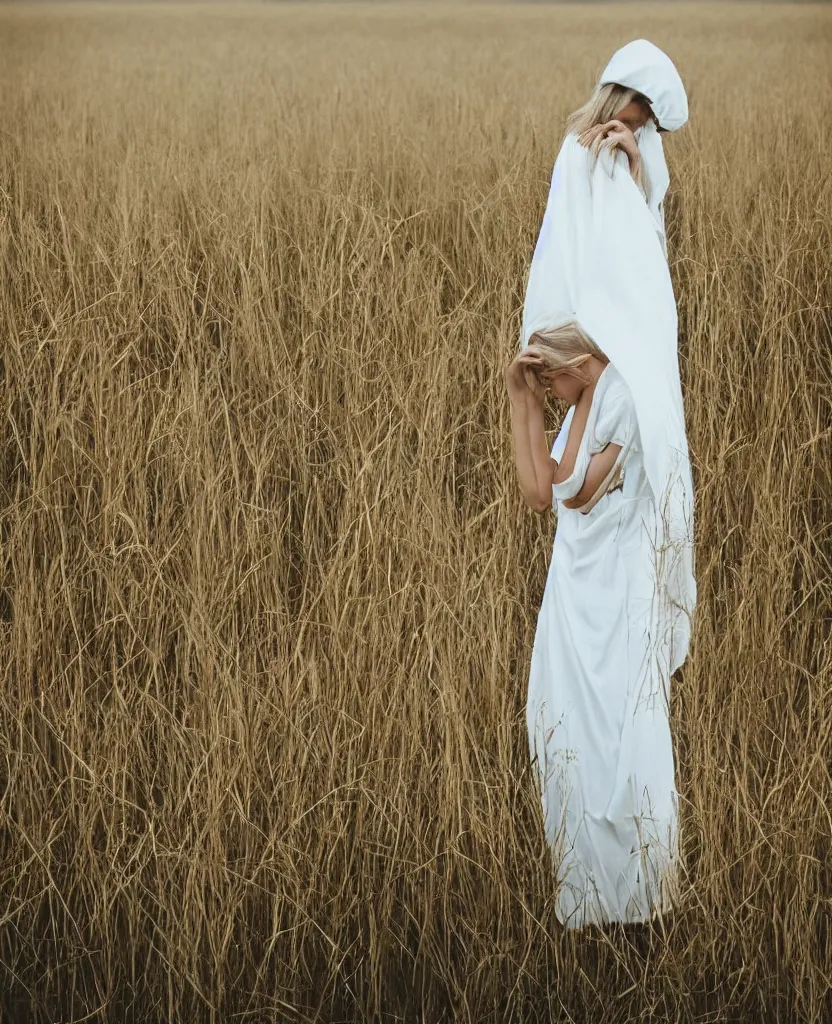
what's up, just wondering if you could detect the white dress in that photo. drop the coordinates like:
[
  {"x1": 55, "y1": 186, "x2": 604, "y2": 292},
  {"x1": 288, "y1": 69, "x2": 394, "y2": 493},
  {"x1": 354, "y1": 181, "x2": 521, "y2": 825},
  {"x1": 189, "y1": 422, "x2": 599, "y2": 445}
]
[{"x1": 525, "y1": 362, "x2": 681, "y2": 930}]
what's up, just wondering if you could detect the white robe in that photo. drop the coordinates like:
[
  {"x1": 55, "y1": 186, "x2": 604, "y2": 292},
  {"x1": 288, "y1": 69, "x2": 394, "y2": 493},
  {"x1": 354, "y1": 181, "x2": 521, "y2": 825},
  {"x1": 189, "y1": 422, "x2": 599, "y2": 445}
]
[
  {"x1": 519, "y1": 40, "x2": 696, "y2": 928},
  {"x1": 526, "y1": 363, "x2": 681, "y2": 928}
]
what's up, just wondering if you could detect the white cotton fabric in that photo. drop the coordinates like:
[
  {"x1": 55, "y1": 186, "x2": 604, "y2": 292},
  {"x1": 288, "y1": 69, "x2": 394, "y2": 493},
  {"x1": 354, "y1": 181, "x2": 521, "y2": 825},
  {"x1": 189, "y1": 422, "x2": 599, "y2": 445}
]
[
  {"x1": 520, "y1": 39, "x2": 696, "y2": 928},
  {"x1": 549, "y1": 367, "x2": 636, "y2": 502},
  {"x1": 527, "y1": 364, "x2": 681, "y2": 928}
]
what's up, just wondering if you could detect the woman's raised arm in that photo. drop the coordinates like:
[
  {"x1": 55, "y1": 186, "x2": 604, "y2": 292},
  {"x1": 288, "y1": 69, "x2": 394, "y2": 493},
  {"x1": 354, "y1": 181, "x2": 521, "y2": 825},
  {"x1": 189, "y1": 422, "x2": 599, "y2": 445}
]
[{"x1": 506, "y1": 359, "x2": 559, "y2": 514}]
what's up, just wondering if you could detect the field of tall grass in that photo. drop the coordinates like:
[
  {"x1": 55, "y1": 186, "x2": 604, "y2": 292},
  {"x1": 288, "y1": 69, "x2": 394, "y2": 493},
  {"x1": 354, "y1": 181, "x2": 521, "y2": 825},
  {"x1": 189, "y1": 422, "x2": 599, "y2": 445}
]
[{"x1": 1, "y1": 2, "x2": 830, "y2": 1021}]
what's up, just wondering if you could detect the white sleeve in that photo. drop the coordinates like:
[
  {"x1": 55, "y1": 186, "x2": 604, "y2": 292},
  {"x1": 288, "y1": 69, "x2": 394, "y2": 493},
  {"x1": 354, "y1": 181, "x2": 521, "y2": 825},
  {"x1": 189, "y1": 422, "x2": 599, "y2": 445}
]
[
  {"x1": 589, "y1": 380, "x2": 638, "y2": 453},
  {"x1": 551, "y1": 424, "x2": 593, "y2": 501}
]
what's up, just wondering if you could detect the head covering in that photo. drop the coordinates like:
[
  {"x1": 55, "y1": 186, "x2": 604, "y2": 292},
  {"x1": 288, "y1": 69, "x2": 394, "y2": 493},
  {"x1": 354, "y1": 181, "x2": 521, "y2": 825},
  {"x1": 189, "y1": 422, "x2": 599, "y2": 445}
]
[
  {"x1": 599, "y1": 38, "x2": 688, "y2": 131},
  {"x1": 600, "y1": 39, "x2": 688, "y2": 252},
  {"x1": 519, "y1": 40, "x2": 696, "y2": 676}
]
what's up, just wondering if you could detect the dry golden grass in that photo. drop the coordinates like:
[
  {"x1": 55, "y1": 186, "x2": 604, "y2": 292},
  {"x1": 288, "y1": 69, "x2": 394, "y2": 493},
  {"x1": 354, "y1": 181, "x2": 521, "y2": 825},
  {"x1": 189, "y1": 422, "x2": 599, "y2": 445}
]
[{"x1": 0, "y1": 2, "x2": 830, "y2": 1021}]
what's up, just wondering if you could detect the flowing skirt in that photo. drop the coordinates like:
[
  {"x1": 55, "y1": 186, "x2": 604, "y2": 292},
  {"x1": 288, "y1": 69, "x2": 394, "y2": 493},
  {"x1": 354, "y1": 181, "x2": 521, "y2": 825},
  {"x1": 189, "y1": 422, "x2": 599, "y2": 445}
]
[{"x1": 526, "y1": 494, "x2": 682, "y2": 929}]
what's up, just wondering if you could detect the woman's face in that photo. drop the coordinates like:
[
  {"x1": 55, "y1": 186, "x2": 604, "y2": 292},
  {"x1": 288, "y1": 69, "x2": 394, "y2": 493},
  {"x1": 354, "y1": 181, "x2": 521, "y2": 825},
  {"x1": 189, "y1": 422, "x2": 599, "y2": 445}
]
[
  {"x1": 614, "y1": 97, "x2": 658, "y2": 133},
  {"x1": 541, "y1": 369, "x2": 584, "y2": 405}
]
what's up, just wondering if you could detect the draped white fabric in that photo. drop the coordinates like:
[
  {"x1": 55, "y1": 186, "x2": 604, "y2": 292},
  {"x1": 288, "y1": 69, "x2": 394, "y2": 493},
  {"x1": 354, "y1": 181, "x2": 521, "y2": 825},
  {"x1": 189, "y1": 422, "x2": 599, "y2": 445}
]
[
  {"x1": 526, "y1": 365, "x2": 681, "y2": 927},
  {"x1": 520, "y1": 41, "x2": 696, "y2": 676},
  {"x1": 520, "y1": 40, "x2": 696, "y2": 927}
]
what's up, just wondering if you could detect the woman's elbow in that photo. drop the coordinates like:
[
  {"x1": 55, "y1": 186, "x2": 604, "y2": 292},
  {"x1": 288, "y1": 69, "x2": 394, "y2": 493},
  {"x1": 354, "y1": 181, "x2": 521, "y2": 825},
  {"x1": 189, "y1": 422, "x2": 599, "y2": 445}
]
[{"x1": 560, "y1": 488, "x2": 587, "y2": 511}]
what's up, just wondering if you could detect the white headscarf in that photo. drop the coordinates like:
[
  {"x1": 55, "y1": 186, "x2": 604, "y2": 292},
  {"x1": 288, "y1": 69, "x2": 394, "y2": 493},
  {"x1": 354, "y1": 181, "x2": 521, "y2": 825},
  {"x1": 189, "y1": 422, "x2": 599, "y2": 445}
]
[{"x1": 520, "y1": 39, "x2": 696, "y2": 676}]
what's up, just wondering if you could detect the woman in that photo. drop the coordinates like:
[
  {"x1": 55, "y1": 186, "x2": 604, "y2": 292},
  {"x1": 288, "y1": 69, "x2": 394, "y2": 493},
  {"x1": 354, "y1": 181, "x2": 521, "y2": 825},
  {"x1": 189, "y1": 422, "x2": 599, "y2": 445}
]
[{"x1": 507, "y1": 40, "x2": 697, "y2": 929}]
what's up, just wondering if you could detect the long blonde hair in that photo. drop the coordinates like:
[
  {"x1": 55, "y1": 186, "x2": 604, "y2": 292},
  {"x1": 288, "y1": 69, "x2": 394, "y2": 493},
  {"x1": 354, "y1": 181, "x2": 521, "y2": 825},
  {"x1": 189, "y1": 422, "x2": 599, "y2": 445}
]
[
  {"x1": 565, "y1": 82, "x2": 650, "y2": 194},
  {"x1": 525, "y1": 319, "x2": 607, "y2": 391}
]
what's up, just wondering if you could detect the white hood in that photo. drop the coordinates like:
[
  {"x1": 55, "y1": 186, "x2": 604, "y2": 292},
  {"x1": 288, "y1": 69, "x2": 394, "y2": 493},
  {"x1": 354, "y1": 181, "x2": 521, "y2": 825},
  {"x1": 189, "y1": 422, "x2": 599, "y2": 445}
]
[
  {"x1": 600, "y1": 38, "x2": 688, "y2": 244},
  {"x1": 599, "y1": 38, "x2": 689, "y2": 132}
]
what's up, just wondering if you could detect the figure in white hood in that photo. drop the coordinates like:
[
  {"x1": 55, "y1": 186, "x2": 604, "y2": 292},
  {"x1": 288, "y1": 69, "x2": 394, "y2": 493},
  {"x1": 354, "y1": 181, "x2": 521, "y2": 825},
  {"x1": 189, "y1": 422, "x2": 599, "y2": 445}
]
[{"x1": 504, "y1": 39, "x2": 696, "y2": 929}]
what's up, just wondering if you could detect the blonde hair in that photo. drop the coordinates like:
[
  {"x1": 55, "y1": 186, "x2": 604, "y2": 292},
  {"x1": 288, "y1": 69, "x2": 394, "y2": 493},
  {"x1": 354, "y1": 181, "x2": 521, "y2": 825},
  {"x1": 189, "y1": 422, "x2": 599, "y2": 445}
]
[
  {"x1": 525, "y1": 319, "x2": 607, "y2": 390},
  {"x1": 565, "y1": 82, "x2": 650, "y2": 194}
]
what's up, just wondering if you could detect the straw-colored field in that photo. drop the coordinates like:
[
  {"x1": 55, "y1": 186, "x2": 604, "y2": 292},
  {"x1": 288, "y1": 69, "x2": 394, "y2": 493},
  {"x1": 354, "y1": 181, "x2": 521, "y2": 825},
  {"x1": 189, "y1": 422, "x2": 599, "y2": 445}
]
[{"x1": 1, "y1": 2, "x2": 830, "y2": 1021}]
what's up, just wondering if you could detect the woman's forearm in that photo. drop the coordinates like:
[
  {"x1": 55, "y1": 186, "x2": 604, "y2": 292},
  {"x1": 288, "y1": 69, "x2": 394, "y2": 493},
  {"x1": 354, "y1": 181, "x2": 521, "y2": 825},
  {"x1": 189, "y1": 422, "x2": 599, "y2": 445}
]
[
  {"x1": 509, "y1": 391, "x2": 556, "y2": 511},
  {"x1": 526, "y1": 396, "x2": 558, "y2": 500}
]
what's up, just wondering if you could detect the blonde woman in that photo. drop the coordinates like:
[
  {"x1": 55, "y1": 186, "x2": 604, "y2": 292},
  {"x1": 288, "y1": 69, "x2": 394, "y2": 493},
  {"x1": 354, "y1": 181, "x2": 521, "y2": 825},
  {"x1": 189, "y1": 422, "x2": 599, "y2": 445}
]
[{"x1": 508, "y1": 40, "x2": 697, "y2": 930}]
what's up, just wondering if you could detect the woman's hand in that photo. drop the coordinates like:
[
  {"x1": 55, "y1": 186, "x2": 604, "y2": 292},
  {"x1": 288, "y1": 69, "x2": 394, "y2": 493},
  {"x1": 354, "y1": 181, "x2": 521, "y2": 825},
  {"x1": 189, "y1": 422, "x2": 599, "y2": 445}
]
[
  {"x1": 578, "y1": 119, "x2": 641, "y2": 173},
  {"x1": 505, "y1": 351, "x2": 548, "y2": 405}
]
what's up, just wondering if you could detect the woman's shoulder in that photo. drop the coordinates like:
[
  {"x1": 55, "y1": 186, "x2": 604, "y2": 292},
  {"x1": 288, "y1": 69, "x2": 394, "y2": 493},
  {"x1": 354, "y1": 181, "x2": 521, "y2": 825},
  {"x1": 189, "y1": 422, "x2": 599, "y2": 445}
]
[
  {"x1": 593, "y1": 366, "x2": 639, "y2": 448},
  {"x1": 602, "y1": 364, "x2": 635, "y2": 399}
]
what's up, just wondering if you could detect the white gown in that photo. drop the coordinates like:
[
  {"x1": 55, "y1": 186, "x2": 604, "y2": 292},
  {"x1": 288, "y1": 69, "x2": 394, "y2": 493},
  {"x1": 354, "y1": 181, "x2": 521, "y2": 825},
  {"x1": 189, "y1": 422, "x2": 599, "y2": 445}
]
[{"x1": 525, "y1": 362, "x2": 681, "y2": 930}]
